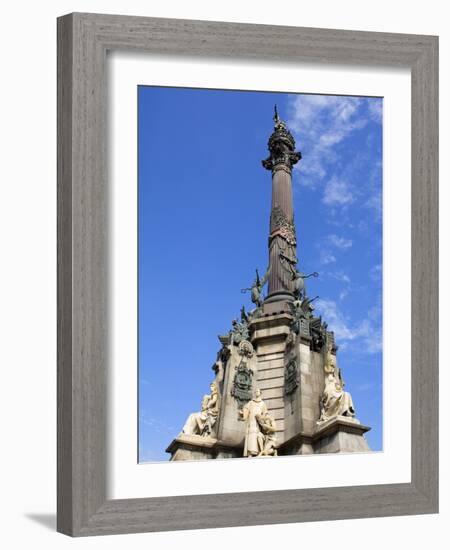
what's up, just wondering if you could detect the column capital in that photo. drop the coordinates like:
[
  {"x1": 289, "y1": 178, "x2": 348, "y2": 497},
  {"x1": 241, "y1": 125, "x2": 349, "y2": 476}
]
[{"x1": 261, "y1": 106, "x2": 301, "y2": 172}]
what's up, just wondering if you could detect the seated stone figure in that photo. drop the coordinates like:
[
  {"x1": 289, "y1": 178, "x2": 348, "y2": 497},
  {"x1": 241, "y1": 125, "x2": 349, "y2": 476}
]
[
  {"x1": 182, "y1": 382, "x2": 219, "y2": 438},
  {"x1": 318, "y1": 350, "x2": 355, "y2": 423},
  {"x1": 256, "y1": 411, "x2": 278, "y2": 456}
]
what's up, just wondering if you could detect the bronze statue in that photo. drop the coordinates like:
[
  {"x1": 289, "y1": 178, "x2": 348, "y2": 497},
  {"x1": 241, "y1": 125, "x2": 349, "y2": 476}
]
[
  {"x1": 292, "y1": 269, "x2": 319, "y2": 299},
  {"x1": 242, "y1": 268, "x2": 270, "y2": 308}
]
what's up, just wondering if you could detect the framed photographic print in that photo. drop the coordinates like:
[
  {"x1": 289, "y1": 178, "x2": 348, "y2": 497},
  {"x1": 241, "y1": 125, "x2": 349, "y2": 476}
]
[
  {"x1": 137, "y1": 86, "x2": 382, "y2": 463},
  {"x1": 57, "y1": 13, "x2": 438, "y2": 536}
]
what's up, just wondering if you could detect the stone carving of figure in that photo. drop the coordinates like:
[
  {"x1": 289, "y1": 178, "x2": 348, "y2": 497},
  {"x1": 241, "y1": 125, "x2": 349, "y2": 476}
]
[
  {"x1": 290, "y1": 299, "x2": 305, "y2": 335},
  {"x1": 318, "y1": 349, "x2": 355, "y2": 423},
  {"x1": 229, "y1": 317, "x2": 249, "y2": 346},
  {"x1": 182, "y1": 382, "x2": 220, "y2": 437},
  {"x1": 239, "y1": 388, "x2": 268, "y2": 457},
  {"x1": 290, "y1": 296, "x2": 319, "y2": 337},
  {"x1": 256, "y1": 411, "x2": 278, "y2": 456},
  {"x1": 212, "y1": 344, "x2": 230, "y2": 386}
]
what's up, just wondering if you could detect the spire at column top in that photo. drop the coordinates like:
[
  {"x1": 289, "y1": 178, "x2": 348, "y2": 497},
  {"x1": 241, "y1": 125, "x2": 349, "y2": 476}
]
[
  {"x1": 274, "y1": 104, "x2": 280, "y2": 125},
  {"x1": 262, "y1": 107, "x2": 301, "y2": 172}
]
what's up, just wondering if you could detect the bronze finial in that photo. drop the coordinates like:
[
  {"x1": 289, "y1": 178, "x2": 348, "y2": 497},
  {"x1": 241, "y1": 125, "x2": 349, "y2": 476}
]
[{"x1": 274, "y1": 104, "x2": 280, "y2": 125}]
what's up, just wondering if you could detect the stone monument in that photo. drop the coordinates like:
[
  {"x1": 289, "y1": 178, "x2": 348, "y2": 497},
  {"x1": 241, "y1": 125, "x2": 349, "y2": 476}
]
[{"x1": 166, "y1": 107, "x2": 371, "y2": 460}]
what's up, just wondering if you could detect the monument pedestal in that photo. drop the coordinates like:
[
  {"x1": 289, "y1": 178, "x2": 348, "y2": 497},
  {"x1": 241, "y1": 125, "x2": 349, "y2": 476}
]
[
  {"x1": 313, "y1": 416, "x2": 371, "y2": 453},
  {"x1": 166, "y1": 434, "x2": 242, "y2": 461},
  {"x1": 166, "y1": 434, "x2": 217, "y2": 461},
  {"x1": 279, "y1": 416, "x2": 370, "y2": 455}
]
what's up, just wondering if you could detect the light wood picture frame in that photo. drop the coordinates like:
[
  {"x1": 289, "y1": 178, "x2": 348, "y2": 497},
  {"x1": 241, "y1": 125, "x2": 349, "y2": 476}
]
[{"x1": 57, "y1": 12, "x2": 438, "y2": 536}]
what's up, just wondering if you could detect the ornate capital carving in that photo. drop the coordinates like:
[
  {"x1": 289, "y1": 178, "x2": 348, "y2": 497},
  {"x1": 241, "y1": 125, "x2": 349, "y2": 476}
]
[{"x1": 262, "y1": 109, "x2": 301, "y2": 172}]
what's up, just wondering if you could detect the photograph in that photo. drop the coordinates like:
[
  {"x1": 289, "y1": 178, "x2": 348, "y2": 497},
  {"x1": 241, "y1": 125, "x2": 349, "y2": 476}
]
[{"x1": 138, "y1": 86, "x2": 383, "y2": 462}]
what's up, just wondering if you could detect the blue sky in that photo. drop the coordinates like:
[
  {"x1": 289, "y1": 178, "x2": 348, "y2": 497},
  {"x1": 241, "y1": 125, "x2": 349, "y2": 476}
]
[{"x1": 138, "y1": 86, "x2": 383, "y2": 462}]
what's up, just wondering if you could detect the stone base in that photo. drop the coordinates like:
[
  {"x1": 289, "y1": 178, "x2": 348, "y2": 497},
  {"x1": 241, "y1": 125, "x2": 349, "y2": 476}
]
[
  {"x1": 166, "y1": 434, "x2": 242, "y2": 461},
  {"x1": 259, "y1": 300, "x2": 293, "y2": 318},
  {"x1": 313, "y1": 416, "x2": 371, "y2": 453},
  {"x1": 264, "y1": 291, "x2": 295, "y2": 305},
  {"x1": 168, "y1": 417, "x2": 370, "y2": 459},
  {"x1": 278, "y1": 416, "x2": 371, "y2": 455}
]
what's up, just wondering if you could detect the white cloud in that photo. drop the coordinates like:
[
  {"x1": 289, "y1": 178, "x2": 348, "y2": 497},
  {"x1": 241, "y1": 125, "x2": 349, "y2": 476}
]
[
  {"x1": 354, "y1": 382, "x2": 376, "y2": 392},
  {"x1": 327, "y1": 234, "x2": 353, "y2": 250},
  {"x1": 339, "y1": 290, "x2": 349, "y2": 300},
  {"x1": 370, "y1": 264, "x2": 382, "y2": 283},
  {"x1": 365, "y1": 333, "x2": 382, "y2": 354},
  {"x1": 317, "y1": 235, "x2": 352, "y2": 266},
  {"x1": 361, "y1": 158, "x2": 383, "y2": 222},
  {"x1": 319, "y1": 250, "x2": 336, "y2": 265},
  {"x1": 330, "y1": 271, "x2": 351, "y2": 284},
  {"x1": 288, "y1": 94, "x2": 369, "y2": 188},
  {"x1": 287, "y1": 95, "x2": 382, "y2": 228},
  {"x1": 328, "y1": 271, "x2": 351, "y2": 300},
  {"x1": 140, "y1": 412, "x2": 174, "y2": 433},
  {"x1": 365, "y1": 189, "x2": 382, "y2": 220},
  {"x1": 323, "y1": 271, "x2": 354, "y2": 300},
  {"x1": 316, "y1": 298, "x2": 362, "y2": 341},
  {"x1": 322, "y1": 177, "x2": 354, "y2": 206},
  {"x1": 316, "y1": 298, "x2": 382, "y2": 354},
  {"x1": 368, "y1": 98, "x2": 383, "y2": 124}
]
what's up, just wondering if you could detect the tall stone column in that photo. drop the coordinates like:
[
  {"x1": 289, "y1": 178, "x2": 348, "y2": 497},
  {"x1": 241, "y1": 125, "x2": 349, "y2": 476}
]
[{"x1": 262, "y1": 107, "x2": 301, "y2": 303}]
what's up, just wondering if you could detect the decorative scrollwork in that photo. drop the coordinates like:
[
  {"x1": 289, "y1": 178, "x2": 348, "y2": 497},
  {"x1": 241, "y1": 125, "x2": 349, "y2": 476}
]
[
  {"x1": 231, "y1": 340, "x2": 255, "y2": 403},
  {"x1": 231, "y1": 362, "x2": 254, "y2": 403},
  {"x1": 238, "y1": 340, "x2": 254, "y2": 359},
  {"x1": 270, "y1": 206, "x2": 297, "y2": 247}
]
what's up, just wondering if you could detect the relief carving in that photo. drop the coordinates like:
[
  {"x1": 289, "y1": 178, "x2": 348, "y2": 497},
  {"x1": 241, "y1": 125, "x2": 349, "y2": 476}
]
[
  {"x1": 231, "y1": 340, "x2": 255, "y2": 403},
  {"x1": 284, "y1": 358, "x2": 299, "y2": 395}
]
